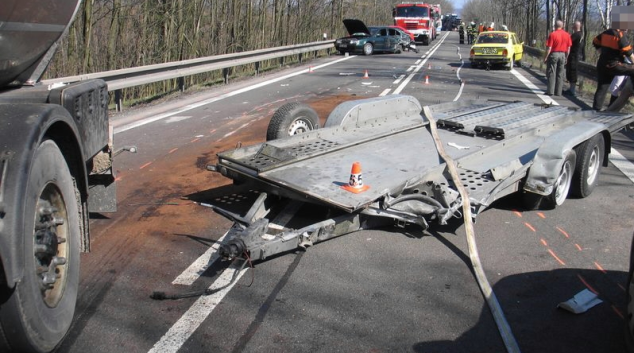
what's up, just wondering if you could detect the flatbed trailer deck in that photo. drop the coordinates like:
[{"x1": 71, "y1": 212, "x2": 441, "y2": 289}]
[{"x1": 209, "y1": 95, "x2": 633, "y2": 261}]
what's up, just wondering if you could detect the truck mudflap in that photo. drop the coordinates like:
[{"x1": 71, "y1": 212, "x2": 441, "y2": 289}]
[{"x1": 209, "y1": 96, "x2": 634, "y2": 261}]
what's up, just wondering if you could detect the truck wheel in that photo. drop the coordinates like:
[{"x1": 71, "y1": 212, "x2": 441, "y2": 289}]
[
  {"x1": 571, "y1": 134, "x2": 604, "y2": 198},
  {"x1": 0, "y1": 140, "x2": 80, "y2": 353},
  {"x1": 523, "y1": 151, "x2": 576, "y2": 210},
  {"x1": 363, "y1": 43, "x2": 374, "y2": 55},
  {"x1": 266, "y1": 102, "x2": 320, "y2": 141}
]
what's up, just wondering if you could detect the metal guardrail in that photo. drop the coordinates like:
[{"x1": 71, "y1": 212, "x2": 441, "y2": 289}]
[
  {"x1": 523, "y1": 45, "x2": 597, "y2": 79},
  {"x1": 42, "y1": 40, "x2": 335, "y2": 111}
]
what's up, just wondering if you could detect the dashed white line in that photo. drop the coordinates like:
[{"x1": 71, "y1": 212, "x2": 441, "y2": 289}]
[
  {"x1": 392, "y1": 32, "x2": 449, "y2": 95},
  {"x1": 393, "y1": 74, "x2": 405, "y2": 85},
  {"x1": 223, "y1": 122, "x2": 251, "y2": 138},
  {"x1": 148, "y1": 261, "x2": 248, "y2": 353},
  {"x1": 610, "y1": 148, "x2": 634, "y2": 183},
  {"x1": 171, "y1": 233, "x2": 228, "y2": 286}
]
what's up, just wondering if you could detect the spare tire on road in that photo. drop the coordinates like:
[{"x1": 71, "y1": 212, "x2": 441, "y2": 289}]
[{"x1": 266, "y1": 102, "x2": 320, "y2": 141}]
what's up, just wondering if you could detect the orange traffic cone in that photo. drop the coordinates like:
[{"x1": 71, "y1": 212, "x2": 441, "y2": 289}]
[
  {"x1": 424, "y1": 75, "x2": 430, "y2": 84},
  {"x1": 363, "y1": 70, "x2": 369, "y2": 79},
  {"x1": 341, "y1": 162, "x2": 370, "y2": 193},
  {"x1": 308, "y1": 65, "x2": 314, "y2": 73}
]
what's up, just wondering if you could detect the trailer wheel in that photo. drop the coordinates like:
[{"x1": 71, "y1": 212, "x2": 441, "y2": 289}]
[
  {"x1": 0, "y1": 140, "x2": 80, "y2": 353},
  {"x1": 571, "y1": 133, "x2": 604, "y2": 198},
  {"x1": 523, "y1": 151, "x2": 576, "y2": 210},
  {"x1": 266, "y1": 102, "x2": 320, "y2": 141}
]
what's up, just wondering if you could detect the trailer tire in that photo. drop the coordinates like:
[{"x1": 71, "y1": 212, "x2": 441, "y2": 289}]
[
  {"x1": 266, "y1": 102, "x2": 320, "y2": 141},
  {"x1": 522, "y1": 151, "x2": 576, "y2": 210},
  {"x1": 0, "y1": 140, "x2": 80, "y2": 353},
  {"x1": 571, "y1": 133, "x2": 604, "y2": 198}
]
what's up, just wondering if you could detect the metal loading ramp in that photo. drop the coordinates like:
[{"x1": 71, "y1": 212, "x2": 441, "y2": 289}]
[
  {"x1": 216, "y1": 98, "x2": 633, "y2": 214},
  {"x1": 432, "y1": 101, "x2": 575, "y2": 138}
]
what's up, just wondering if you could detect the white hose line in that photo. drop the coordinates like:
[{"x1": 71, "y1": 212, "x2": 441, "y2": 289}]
[{"x1": 422, "y1": 106, "x2": 521, "y2": 353}]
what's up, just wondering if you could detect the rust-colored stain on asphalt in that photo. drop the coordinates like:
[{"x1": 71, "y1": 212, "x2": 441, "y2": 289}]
[{"x1": 84, "y1": 94, "x2": 364, "y2": 293}]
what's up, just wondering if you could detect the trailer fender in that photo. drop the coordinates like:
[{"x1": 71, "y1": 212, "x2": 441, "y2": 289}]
[
  {"x1": 0, "y1": 103, "x2": 88, "y2": 287},
  {"x1": 523, "y1": 121, "x2": 608, "y2": 196},
  {"x1": 324, "y1": 94, "x2": 423, "y2": 128}
]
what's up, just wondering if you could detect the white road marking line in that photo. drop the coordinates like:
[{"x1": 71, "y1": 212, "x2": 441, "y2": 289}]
[
  {"x1": 393, "y1": 74, "x2": 405, "y2": 85},
  {"x1": 223, "y1": 122, "x2": 251, "y2": 138},
  {"x1": 165, "y1": 116, "x2": 193, "y2": 123},
  {"x1": 172, "y1": 233, "x2": 228, "y2": 286},
  {"x1": 148, "y1": 261, "x2": 248, "y2": 353},
  {"x1": 415, "y1": 59, "x2": 421, "y2": 64},
  {"x1": 510, "y1": 68, "x2": 559, "y2": 105},
  {"x1": 406, "y1": 65, "x2": 415, "y2": 72},
  {"x1": 610, "y1": 148, "x2": 634, "y2": 183},
  {"x1": 392, "y1": 32, "x2": 449, "y2": 95},
  {"x1": 171, "y1": 201, "x2": 301, "y2": 286},
  {"x1": 114, "y1": 55, "x2": 357, "y2": 134},
  {"x1": 379, "y1": 89, "x2": 391, "y2": 96}
]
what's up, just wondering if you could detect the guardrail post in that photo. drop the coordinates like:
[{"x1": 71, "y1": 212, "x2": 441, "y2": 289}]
[
  {"x1": 299, "y1": 53, "x2": 303, "y2": 64},
  {"x1": 115, "y1": 89, "x2": 123, "y2": 112},
  {"x1": 279, "y1": 57, "x2": 284, "y2": 67},
  {"x1": 223, "y1": 68, "x2": 230, "y2": 84},
  {"x1": 255, "y1": 61, "x2": 260, "y2": 76},
  {"x1": 178, "y1": 77, "x2": 185, "y2": 92}
]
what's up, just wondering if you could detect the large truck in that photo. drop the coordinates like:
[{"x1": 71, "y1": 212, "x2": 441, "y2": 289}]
[
  {"x1": 0, "y1": 1, "x2": 118, "y2": 352},
  {"x1": 393, "y1": 2, "x2": 437, "y2": 45}
]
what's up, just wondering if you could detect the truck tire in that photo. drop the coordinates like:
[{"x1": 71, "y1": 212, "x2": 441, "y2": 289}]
[
  {"x1": 571, "y1": 133, "x2": 604, "y2": 198},
  {"x1": 0, "y1": 140, "x2": 80, "y2": 353},
  {"x1": 363, "y1": 43, "x2": 374, "y2": 56},
  {"x1": 266, "y1": 102, "x2": 320, "y2": 141},
  {"x1": 523, "y1": 151, "x2": 576, "y2": 210}
]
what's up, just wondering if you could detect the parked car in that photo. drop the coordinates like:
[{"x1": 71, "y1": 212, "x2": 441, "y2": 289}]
[
  {"x1": 335, "y1": 19, "x2": 402, "y2": 55},
  {"x1": 469, "y1": 31, "x2": 523, "y2": 70},
  {"x1": 389, "y1": 25, "x2": 416, "y2": 41}
]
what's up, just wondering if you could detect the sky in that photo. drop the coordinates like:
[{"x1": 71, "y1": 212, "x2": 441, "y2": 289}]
[{"x1": 452, "y1": 0, "x2": 465, "y2": 14}]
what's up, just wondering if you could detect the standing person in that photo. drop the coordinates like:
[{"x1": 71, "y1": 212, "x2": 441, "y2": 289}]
[
  {"x1": 544, "y1": 20, "x2": 572, "y2": 96},
  {"x1": 565, "y1": 21, "x2": 583, "y2": 97},
  {"x1": 592, "y1": 6, "x2": 634, "y2": 111}
]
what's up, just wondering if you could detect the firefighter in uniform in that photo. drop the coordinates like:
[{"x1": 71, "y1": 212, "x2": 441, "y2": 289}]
[
  {"x1": 459, "y1": 22, "x2": 465, "y2": 44},
  {"x1": 468, "y1": 22, "x2": 477, "y2": 44},
  {"x1": 592, "y1": 23, "x2": 634, "y2": 110}
]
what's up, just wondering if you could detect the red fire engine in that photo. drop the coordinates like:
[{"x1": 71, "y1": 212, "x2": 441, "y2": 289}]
[{"x1": 392, "y1": 2, "x2": 437, "y2": 45}]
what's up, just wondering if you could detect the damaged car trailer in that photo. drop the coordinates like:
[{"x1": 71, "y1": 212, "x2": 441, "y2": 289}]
[{"x1": 207, "y1": 95, "x2": 633, "y2": 261}]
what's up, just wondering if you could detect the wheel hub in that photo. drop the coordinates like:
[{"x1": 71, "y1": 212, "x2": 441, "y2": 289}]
[
  {"x1": 288, "y1": 118, "x2": 312, "y2": 135},
  {"x1": 586, "y1": 146, "x2": 600, "y2": 185},
  {"x1": 34, "y1": 190, "x2": 68, "y2": 307}
]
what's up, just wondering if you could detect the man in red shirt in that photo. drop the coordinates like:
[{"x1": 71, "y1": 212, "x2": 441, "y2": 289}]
[{"x1": 544, "y1": 20, "x2": 572, "y2": 96}]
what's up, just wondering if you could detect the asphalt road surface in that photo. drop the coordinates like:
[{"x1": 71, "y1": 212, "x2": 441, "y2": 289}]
[{"x1": 55, "y1": 31, "x2": 634, "y2": 353}]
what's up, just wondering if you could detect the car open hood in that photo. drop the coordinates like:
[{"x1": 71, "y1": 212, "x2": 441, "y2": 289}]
[{"x1": 343, "y1": 19, "x2": 371, "y2": 36}]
